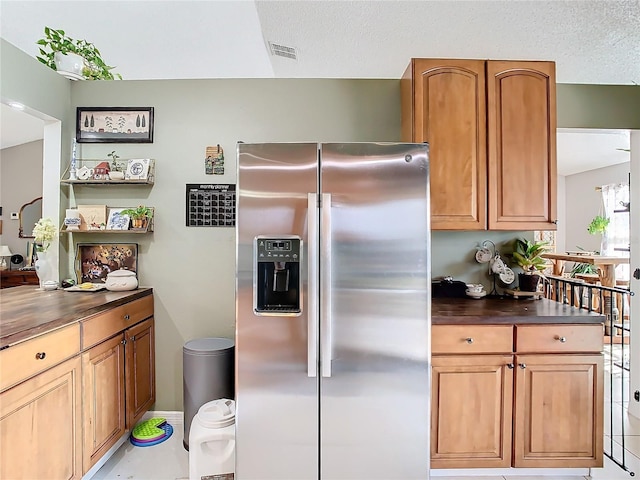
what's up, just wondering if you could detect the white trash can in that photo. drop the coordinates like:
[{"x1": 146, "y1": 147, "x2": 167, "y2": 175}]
[{"x1": 189, "y1": 398, "x2": 235, "y2": 480}]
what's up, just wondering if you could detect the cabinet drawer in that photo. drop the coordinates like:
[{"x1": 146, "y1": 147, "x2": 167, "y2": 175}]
[
  {"x1": 515, "y1": 324, "x2": 603, "y2": 353},
  {"x1": 82, "y1": 295, "x2": 154, "y2": 349},
  {"x1": 0, "y1": 323, "x2": 80, "y2": 392},
  {"x1": 432, "y1": 325, "x2": 513, "y2": 354}
]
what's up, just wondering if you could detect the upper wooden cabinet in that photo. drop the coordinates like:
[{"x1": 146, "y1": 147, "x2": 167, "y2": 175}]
[{"x1": 401, "y1": 58, "x2": 557, "y2": 231}]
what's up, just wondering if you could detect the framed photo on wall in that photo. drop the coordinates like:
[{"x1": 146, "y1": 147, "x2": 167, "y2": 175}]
[
  {"x1": 76, "y1": 107, "x2": 154, "y2": 143},
  {"x1": 75, "y1": 243, "x2": 138, "y2": 284}
]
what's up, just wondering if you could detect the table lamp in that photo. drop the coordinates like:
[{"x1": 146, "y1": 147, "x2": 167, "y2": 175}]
[{"x1": 0, "y1": 245, "x2": 12, "y2": 271}]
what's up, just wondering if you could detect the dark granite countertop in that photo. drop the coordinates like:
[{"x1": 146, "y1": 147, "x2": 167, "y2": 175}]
[
  {"x1": 0, "y1": 286, "x2": 153, "y2": 348},
  {"x1": 432, "y1": 296, "x2": 605, "y2": 325}
]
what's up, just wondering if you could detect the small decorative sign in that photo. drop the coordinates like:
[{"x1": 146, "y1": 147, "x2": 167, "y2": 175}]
[
  {"x1": 205, "y1": 145, "x2": 225, "y2": 175},
  {"x1": 185, "y1": 184, "x2": 236, "y2": 227}
]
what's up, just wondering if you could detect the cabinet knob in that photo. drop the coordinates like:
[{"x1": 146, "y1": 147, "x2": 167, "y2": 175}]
[
  {"x1": 519, "y1": 363, "x2": 527, "y2": 369},
  {"x1": 555, "y1": 335, "x2": 567, "y2": 343},
  {"x1": 465, "y1": 337, "x2": 474, "y2": 344},
  {"x1": 507, "y1": 363, "x2": 515, "y2": 369},
  {"x1": 35, "y1": 352, "x2": 46, "y2": 360},
  {"x1": 124, "y1": 314, "x2": 130, "y2": 320}
]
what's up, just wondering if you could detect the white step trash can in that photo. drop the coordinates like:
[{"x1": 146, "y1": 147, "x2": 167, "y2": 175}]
[{"x1": 189, "y1": 398, "x2": 235, "y2": 480}]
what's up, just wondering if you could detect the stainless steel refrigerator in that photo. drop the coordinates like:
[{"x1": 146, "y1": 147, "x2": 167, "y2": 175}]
[{"x1": 236, "y1": 142, "x2": 430, "y2": 480}]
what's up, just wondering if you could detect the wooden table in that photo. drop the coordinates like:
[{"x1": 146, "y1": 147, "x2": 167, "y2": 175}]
[
  {"x1": 541, "y1": 253, "x2": 629, "y2": 288},
  {"x1": 0, "y1": 269, "x2": 39, "y2": 289}
]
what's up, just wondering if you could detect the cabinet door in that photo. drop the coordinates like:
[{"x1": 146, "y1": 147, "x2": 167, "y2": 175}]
[
  {"x1": 513, "y1": 354, "x2": 603, "y2": 467},
  {"x1": 487, "y1": 60, "x2": 557, "y2": 230},
  {"x1": 125, "y1": 317, "x2": 155, "y2": 428},
  {"x1": 406, "y1": 59, "x2": 487, "y2": 230},
  {"x1": 82, "y1": 334, "x2": 126, "y2": 473},
  {"x1": 1, "y1": 356, "x2": 82, "y2": 480},
  {"x1": 431, "y1": 355, "x2": 513, "y2": 468}
]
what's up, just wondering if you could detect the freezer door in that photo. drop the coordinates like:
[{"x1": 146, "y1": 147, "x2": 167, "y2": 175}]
[
  {"x1": 236, "y1": 143, "x2": 319, "y2": 480},
  {"x1": 319, "y1": 143, "x2": 430, "y2": 479}
]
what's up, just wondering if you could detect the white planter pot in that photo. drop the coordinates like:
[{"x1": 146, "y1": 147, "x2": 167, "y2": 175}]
[{"x1": 54, "y1": 51, "x2": 85, "y2": 78}]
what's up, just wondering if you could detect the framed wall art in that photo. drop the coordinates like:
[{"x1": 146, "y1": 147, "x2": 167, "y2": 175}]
[
  {"x1": 76, "y1": 107, "x2": 154, "y2": 143},
  {"x1": 75, "y1": 243, "x2": 138, "y2": 284}
]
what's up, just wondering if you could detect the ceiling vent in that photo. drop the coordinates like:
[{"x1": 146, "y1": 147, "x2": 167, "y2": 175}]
[{"x1": 268, "y1": 42, "x2": 298, "y2": 61}]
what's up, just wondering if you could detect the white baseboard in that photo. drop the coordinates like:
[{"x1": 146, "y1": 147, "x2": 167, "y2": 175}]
[{"x1": 141, "y1": 410, "x2": 184, "y2": 425}]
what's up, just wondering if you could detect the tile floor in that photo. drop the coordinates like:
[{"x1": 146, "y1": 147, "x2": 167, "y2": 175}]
[{"x1": 91, "y1": 346, "x2": 637, "y2": 480}]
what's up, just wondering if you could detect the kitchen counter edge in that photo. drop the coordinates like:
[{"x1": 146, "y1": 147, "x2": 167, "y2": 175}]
[{"x1": 1, "y1": 286, "x2": 153, "y2": 348}]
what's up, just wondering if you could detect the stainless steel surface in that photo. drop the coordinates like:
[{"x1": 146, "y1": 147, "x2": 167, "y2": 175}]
[
  {"x1": 237, "y1": 142, "x2": 430, "y2": 480},
  {"x1": 237, "y1": 143, "x2": 319, "y2": 480},
  {"x1": 308, "y1": 193, "x2": 319, "y2": 378},
  {"x1": 319, "y1": 143, "x2": 430, "y2": 480},
  {"x1": 320, "y1": 193, "x2": 333, "y2": 379}
]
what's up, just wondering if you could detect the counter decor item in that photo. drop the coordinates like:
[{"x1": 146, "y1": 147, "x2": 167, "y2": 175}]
[
  {"x1": 32, "y1": 217, "x2": 58, "y2": 290},
  {"x1": 105, "y1": 269, "x2": 138, "y2": 291},
  {"x1": 511, "y1": 238, "x2": 550, "y2": 292},
  {"x1": 75, "y1": 243, "x2": 138, "y2": 284},
  {"x1": 119, "y1": 205, "x2": 153, "y2": 230}
]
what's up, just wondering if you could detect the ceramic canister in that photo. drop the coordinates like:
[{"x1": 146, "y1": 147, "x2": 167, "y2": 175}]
[{"x1": 105, "y1": 269, "x2": 138, "y2": 291}]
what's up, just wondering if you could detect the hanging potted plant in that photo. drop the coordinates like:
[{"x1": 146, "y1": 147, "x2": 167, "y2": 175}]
[
  {"x1": 587, "y1": 215, "x2": 610, "y2": 235},
  {"x1": 119, "y1": 205, "x2": 153, "y2": 230},
  {"x1": 36, "y1": 26, "x2": 122, "y2": 80},
  {"x1": 511, "y1": 238, "x2": 550, "y2": 292}
]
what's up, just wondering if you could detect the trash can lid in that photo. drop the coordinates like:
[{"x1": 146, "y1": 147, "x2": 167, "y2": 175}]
[
  {"x1": 184, "y1": 337, "x2": 234, "y2": 355},
  {"x1": 196, "y1": 398, "x2": 235, "y2": 428}
]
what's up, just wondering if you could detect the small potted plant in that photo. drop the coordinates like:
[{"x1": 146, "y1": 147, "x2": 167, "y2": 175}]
[
  {"x1": 511, "y1": 238, "x2": 551, "y2": 292},
  {"x1": 36, "y1": 26, "x2": 122, "y2": 80},
  {"x1": 120, "y1": 205, "x2": 153, "y2": 230}
]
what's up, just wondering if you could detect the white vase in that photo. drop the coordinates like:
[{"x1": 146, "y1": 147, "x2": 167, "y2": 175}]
[{"x1": 35, "y1": 250, "x2": 53, "y2": 290}]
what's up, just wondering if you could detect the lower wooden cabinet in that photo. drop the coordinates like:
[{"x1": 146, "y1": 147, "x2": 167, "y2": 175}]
[
  {"x1": 81, "y1": 311, "x2": 155, "y2": 474},
  {"x1": 513, "y1": 354, "x2": 603, "y2": 467},
  {"x1": 125, "y1": 317, "x2": 155, "y2": 428},
  {"x1": 82, "y1": 334, "x2": 126, "y2": 472},
  {"x1": 0, "y1": 356, "x2": 83, "y2": 480},
  {"x1": 431, "y1": 355, "x2": 513, "y2": 468},
  {"x1": 431, "y1": 324, "x2": 603, "y2": 469}
]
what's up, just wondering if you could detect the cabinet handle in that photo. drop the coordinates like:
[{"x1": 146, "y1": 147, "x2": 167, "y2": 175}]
[
  {"x1": 555, "y1": 335, "x2": 567, "y2": 343},
  {"x1": 124, "y1": 314, "x2": 130, "y2": 320},
  {"x1": 507, "y1": 363, "x2": 514, "y2": 369},
  {"x1": 35, "y1": 352, "x2": 46, "y2": 360},
  {"x1": 519, "y1": 363, "x2": 526, "y2": 369},
  {"x1": 465, "y1": 337, "x2": 474, "y2": 344}
]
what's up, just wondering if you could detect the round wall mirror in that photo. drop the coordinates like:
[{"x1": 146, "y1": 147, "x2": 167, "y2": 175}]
[{"x1": 18, "y1": 197, "x2": 42, "y2": 238}]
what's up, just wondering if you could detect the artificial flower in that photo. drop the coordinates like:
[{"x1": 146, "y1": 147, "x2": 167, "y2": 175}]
[{"x1": 32, "y1": 217, "x2": 57, "y2": 252}]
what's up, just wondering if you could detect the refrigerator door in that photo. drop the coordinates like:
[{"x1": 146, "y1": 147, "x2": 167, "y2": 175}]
[
  {"x1": 236, "y1": 143, "x2": 319, "y2": 480},
  {"x1": 319, "y1": 143, "x2": 430, "y2": 479}
]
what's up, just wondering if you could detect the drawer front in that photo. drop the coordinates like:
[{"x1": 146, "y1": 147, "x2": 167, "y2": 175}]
[
  {"x1": 515, "y1": 324, "x2": 603, "y2": 353},
  {"x1": 82, "y1": 295, "x2": 154, "y2": 349},
  {"x1": 432, "y1": 325, "x2": 513, "y2": 354},
  {"x1": 0, "y1": 323, "x2": 80, "y2": 392}
]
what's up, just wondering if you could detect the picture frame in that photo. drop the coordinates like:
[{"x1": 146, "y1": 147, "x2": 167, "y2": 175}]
[
  {"x1": 75, "y1": 243, "x2": 138, "y2": 284},
  {"x1": 125, "y1": 158, "x2": 154, "y2": 180},
  {"x1": 77, "y1": 204, "x2": 107, "y2": 230},
  {"x1": 106, "y1": 208, "x2": 131, "y2": 230},
  {"x1": 76, "y1": 107, "x2": 154, "y2": 143}
]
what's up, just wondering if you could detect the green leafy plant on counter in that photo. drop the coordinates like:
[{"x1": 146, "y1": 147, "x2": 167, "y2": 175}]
[
  {"x1": 511, "y1": 238, "x2": 550, "y2": 276},
  {"x1": 36, "y1": 26, "x2": 122, "y2": 80},
  {"x1": 587, "y1": 215, "x2": 610, "y2": 235}
]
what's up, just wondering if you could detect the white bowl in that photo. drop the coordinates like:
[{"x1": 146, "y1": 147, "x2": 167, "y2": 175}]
[
  {"x1": 109, "y1": 171, "x2": 125, "y2": 180},
  {"x1": 466, "y1": 290, "x2": 487, "y2": 299}
]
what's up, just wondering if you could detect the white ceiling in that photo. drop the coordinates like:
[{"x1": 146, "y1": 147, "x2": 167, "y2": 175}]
[{"x1": 0, "y1": 0, "x2": 636, "y2": 171}]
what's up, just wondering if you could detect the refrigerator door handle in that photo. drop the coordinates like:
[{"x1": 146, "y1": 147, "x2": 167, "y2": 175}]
[
  {"x1": 307, "y1": 193, "x2": 318, "y2": 377},
  {"x1": 321, "y1": 193, "x2": 332, "y2": 378}
]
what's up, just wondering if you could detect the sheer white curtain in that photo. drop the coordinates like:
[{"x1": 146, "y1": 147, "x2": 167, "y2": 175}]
[{"x1": 601, "y1": 182, "x2": 630, "y2": 280}]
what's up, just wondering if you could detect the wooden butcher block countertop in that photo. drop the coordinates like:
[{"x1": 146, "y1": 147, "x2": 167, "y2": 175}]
[
  {"x1": 0, "y1": 286, "x2": 153, "y2": 348},
  {"x1": 432, "y1": 296, "x2": 604, "y2": 325}
]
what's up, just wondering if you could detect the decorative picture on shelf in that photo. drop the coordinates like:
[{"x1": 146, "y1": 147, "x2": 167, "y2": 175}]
[
  {"x1": 77, "y1": 204, "x2": 107, "y2": 230},
  {"x1": 75, "y1": 243, "x2": 138, "y2": 284},
  {"x1": 106, "y1": 208, "x2": 131, "y2": 230},
  {"x1": 76, "y1": 107, "x2": 154, "y2": 143},
  {"x1": 125, "y1": 158, "x2": 153, "y2": 180}
]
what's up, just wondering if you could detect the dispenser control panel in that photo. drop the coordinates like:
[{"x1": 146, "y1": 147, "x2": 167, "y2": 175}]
[{"x1": 257, "y1": 238, "x2": 300, "y2": 262}]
